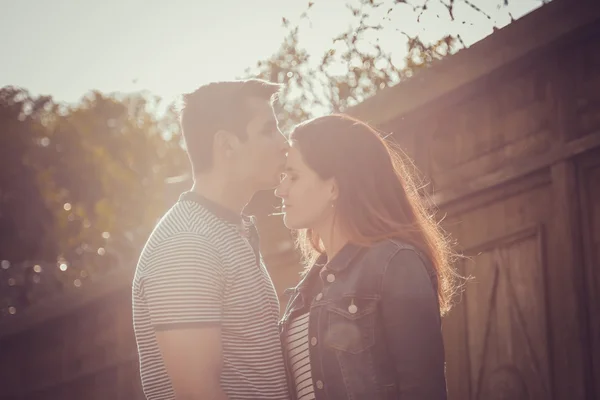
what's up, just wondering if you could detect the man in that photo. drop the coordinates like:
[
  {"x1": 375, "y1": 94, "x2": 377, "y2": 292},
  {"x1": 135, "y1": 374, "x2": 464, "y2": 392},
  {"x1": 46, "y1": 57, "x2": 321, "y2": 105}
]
[{"x1": 132, "y1": 79, "x2": 290, "y2": 400}]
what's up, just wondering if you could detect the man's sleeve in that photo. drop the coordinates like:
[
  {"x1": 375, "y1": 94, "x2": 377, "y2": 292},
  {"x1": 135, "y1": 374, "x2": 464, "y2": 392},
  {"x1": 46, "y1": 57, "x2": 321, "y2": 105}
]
[{"x1": 141, "y1": 232, "x2": 225, "y2": 330}]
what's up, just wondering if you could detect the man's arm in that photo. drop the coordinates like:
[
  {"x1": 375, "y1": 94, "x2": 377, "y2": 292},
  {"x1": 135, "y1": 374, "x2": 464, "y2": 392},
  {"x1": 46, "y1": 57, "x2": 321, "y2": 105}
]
[
  {"x1": 143, "y1": 233, "x2": 228, "y2": 400},
  {"x1": 380, "y1": 249, "x2": 447, "y2": 399},
  {"x1": 156, "y1": 326, "x2": 227, "y2": 400}
]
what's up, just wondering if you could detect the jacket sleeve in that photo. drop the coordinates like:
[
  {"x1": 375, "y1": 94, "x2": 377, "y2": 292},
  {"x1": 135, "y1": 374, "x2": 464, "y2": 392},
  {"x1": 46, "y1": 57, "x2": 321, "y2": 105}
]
[{"x1": 380, "y1": 248, "x2": 448, "y2": 399}]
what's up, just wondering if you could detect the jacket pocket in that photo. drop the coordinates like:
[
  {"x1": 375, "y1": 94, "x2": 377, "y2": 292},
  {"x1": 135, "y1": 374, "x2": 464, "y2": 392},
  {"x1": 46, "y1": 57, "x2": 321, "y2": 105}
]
[{"x1": 324, "y1": 297, "x2": 377, "y2": 354}]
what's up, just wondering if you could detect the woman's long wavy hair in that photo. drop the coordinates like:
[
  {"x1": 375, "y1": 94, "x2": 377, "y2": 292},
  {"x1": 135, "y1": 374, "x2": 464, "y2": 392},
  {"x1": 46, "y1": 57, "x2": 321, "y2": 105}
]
[{"x1": 290, "y1": 114, "x2": 460, "y2": 315}]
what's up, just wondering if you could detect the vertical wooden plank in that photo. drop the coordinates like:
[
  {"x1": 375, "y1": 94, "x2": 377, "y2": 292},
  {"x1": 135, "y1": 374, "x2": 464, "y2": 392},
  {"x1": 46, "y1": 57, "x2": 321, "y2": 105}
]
[
  {"x1": 0, "y1": 335, "x2": 22, "y2": 398},
  {"x1": 61, "y1": 315, "x2": 72, "y2": 399},
  {"x1": 547, "y1": 44, "x2": 579, "y2": 143},
  {"x1": 577, "y1": 153, "x2": 600, "y2": 400},
  {"x1": 415, "y1": 121, "x2": 435, "y2": 198},
  {"x1": 548, "y1": 161, "x2": 590, "y2": 399},
  {"x1": 549, "y1": 31, "x2": 596, "y2": 396},
  {"x1": 443, "y1": 261, "x2": 472, "y2": 400}
]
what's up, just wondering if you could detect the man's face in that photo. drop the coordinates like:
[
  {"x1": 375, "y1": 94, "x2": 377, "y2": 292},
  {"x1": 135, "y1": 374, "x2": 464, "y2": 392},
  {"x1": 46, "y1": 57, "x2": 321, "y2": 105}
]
[{"x1": 232, "y1": 97, "x2": 289, "y2": 190}]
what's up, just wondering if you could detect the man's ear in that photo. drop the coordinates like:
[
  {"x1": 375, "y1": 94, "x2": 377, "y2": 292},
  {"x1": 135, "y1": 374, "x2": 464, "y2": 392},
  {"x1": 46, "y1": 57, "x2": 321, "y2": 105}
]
[{"x1": 214, "y1": 130, "x2": 241, "y2": 159}]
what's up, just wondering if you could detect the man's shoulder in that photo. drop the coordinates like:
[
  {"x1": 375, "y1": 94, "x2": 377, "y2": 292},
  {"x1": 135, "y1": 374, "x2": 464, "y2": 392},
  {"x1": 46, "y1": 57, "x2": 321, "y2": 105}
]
[
  {"x1": 136, "y1": 204, "x2": 221, "y2": 265},
  {"x1": 156, "y1": 200, "x2": 201, "y2": 229},
  {"x1": 150, "y1": 200, "x2": 223, "y2": 237}
]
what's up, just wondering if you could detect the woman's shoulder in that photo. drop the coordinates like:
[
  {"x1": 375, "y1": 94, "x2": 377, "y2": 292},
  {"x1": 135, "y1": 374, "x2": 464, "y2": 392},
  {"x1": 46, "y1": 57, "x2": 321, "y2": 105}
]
[
  {"x1": 363, "y1": 239, "x2": 433, "y2": 278},
  {"x1": 362, "y1": 238, "x2": 419, "y2": 259}
]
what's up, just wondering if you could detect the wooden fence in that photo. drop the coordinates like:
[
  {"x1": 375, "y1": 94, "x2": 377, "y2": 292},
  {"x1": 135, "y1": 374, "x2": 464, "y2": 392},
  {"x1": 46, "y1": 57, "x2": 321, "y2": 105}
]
[{"x1": 1, "y1": 0, "x2": 599, "y2": 398}]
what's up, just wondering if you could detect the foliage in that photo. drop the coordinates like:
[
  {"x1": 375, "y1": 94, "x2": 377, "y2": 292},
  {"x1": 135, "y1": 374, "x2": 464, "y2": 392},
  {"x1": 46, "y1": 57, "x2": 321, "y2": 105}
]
[
  {"x1": 0, "y1": 87, "x2": 187, "y2": 315},
  {"x1": 0, "y1": 0, "x2": 551, "y2": 316},
  {"x1": 246, "y1": 0, "x2": 549, "y2": 129}
]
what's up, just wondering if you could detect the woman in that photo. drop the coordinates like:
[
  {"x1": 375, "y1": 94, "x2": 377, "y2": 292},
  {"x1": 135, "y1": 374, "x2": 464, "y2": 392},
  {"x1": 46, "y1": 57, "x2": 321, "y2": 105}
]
[{"x1": 275, "y1": 114, "x2": 458, "y2": 400}]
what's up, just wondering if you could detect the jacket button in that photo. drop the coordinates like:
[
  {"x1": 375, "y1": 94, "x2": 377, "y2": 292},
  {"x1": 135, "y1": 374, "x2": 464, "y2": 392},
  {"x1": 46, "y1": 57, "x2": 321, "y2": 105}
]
[
  {"x1": 316, "y1": 380, "x2": 324, "y2": 389},
  {"x1": 315, "y1": 293, "x2": 323, "y2": 301},
  {"x1": 311, "y1": 337, "x2": 318, "y2": 346},
  {"x1": 326, "y1": 274, "x2": 335, "y2": 283}
]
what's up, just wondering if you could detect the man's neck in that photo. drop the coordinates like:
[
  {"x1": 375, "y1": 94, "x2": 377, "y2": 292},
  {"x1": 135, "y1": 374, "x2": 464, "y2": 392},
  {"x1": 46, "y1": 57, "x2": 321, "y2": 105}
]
[{"x1": 191, "y1": 172, "x2": 254, "y2": 216}]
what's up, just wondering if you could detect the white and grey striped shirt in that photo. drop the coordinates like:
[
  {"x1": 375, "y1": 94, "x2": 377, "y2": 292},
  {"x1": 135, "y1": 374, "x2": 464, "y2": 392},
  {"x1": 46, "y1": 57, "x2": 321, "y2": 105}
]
[
  {"x1": 286, "y1": 313, "x2": 316, "y2": 400},
  {"x1": 132, "y1": 193, "x2": 289, "y2": 400}
]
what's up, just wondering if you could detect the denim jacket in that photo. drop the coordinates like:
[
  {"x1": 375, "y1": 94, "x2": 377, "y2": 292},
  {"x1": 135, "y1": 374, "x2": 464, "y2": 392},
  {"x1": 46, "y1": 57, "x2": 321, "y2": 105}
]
[{"x1": 279, "y1": 239, "x2": 447, "y2": 400}]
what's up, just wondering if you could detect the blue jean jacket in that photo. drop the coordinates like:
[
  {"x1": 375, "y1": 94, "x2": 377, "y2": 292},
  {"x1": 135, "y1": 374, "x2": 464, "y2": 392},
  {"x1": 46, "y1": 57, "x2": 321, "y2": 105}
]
[{"x1": 279, "y1": 239, "x2": 447, "y2": 400}]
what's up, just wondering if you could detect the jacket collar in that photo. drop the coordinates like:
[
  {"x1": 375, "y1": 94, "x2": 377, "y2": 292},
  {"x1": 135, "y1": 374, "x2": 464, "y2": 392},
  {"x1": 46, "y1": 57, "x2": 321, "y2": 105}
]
[
  {"x1": 295, "y1": 242, "x2": 364, "y2": 294},
  {"x1": 323, "y1": 242, "x2": 364, "y2": 273}
]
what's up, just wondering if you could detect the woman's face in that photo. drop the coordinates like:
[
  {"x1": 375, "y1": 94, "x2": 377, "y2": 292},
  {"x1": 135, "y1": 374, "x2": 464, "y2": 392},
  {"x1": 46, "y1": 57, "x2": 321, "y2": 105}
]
[{"x1": 275, "y1": 144, "x2": 336, "y2": 230}]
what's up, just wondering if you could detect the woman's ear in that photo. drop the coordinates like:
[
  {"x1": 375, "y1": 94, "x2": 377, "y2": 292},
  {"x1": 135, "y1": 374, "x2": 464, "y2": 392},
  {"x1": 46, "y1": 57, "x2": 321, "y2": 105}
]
[{"x1": 329, "y1": 178, "x2": 339, "y2": 203}]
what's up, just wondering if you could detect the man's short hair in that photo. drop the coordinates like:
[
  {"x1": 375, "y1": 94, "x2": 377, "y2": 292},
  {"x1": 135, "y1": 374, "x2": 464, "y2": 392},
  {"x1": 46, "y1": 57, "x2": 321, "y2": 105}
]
[{"x1": 180, "y1": 79, "x2": 282, "y2": 173}]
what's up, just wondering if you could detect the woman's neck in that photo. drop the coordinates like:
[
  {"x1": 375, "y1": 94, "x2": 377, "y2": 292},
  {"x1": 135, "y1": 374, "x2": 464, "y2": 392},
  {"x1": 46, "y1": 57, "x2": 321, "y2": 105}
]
[{"x1": 315, "y1": 219, "x2": 349, "y2": 262}]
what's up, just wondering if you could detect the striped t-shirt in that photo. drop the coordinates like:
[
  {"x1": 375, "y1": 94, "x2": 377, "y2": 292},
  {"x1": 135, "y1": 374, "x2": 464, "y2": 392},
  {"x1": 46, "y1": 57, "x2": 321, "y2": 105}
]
[
  {"x1": 132, "y1": 192, "x2": 289, "y2": 400},
  {"x1": 286, "y1": 313, "x2": 316, "y2": 400}
]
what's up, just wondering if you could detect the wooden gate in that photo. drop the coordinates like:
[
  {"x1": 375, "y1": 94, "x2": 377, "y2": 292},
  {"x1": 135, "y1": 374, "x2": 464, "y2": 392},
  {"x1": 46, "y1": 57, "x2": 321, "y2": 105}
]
[
  {"x1": 0, "y1": 1, "x2": 598, "y2": 399},
  {"x1": 350, "y1": 3, "x2": 600, "y2": 398}
]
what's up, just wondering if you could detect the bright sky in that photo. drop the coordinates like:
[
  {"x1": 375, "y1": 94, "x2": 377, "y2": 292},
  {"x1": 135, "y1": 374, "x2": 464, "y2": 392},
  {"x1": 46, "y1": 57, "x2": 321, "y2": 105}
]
[{"x1": 0, "y1": 0, "x2": 545, "y2": 105}]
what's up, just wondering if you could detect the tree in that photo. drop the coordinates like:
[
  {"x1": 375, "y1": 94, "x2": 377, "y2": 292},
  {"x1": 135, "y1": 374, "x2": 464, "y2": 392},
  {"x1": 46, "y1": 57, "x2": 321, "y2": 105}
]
[
  {"x1": 0, "y1": 0, "x2": 552, "y2": 315},
  {"x1": 0, "y1": 87, "x2": 187, "y2": 314},
  {"x1": 245, "y1": 0, "x2": 550, "y2": 129},
  {"x1": 240, "y1": 0, "x2": 551, "y2": 279}
]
